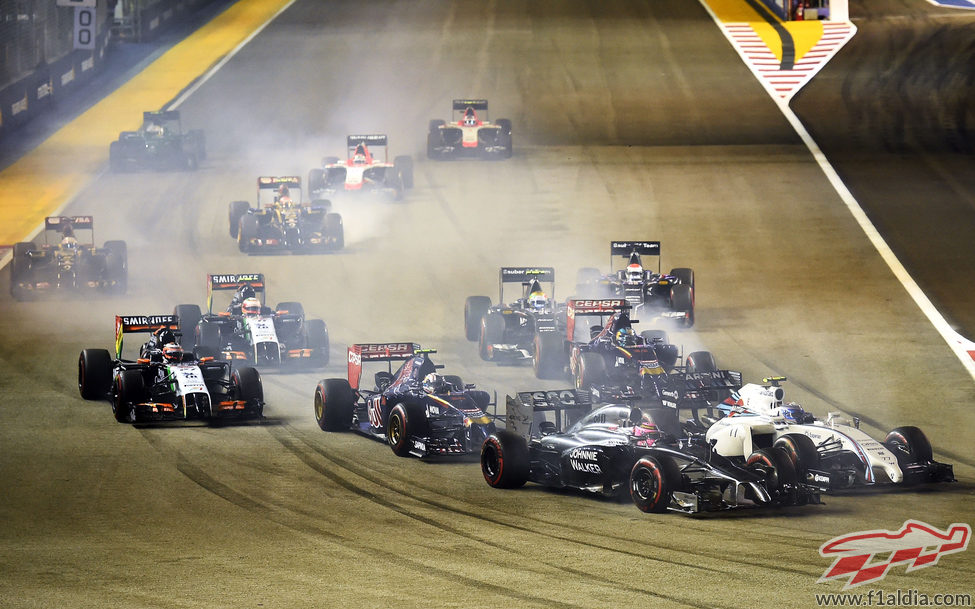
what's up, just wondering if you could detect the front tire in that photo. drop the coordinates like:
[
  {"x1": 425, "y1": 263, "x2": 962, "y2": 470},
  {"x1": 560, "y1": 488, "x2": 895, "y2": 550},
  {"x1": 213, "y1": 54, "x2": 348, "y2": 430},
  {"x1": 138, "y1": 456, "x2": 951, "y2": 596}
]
[
  {"x1": 314, "y1": 378, "x2": 355, "y2": 431},
  {"x1": 113, "y1": 369, "x2": 144, "y2": 423},
  {"x1": 386, "y1": 404, "x2": 417, "y2": 457},
  {"x1": 464, "y1": 296, "x2": 492, "y2": 341},
  {"x1": 478, "y1": 311, "x2": 505, "y2": 360},
  {"x1": 481, "y1": 430, "x2": 529, "y2": 488},
  {"x1": 576, "y1": 352, "x2": 607, "y2": 389},
  {"x1": 630, "y1": 456, "x2": 679, "y2": 513},
  {"x1": 671, "y1": 284, "x2": 694, "y2": 328},
  {"x1": 238, "y1": 215, "x2": 258, "y2": 253},
  {"x1": 746, "y1": 446, "x2": 799, "y2": 504},
  {"x1": 174, "y1": 304, "x2": 202, "y2": 346},
  {"x1": 229, "y1": 201, "x2": 250, "y2": 238},
  {"x1": 79, "y1": 348, "x2": 112, "y2": 400},
  {"x1": 884, "y1": 426, "x2": 934, "y2": 463}
]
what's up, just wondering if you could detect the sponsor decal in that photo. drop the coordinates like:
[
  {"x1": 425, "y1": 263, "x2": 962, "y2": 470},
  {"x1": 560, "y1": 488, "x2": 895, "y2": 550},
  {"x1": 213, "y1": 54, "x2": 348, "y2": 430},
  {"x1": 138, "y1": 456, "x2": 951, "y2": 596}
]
[
  {"x1": 121, "y1": 315, "x2": 176, "y2": 326},
  {"x1": 818, "y1": 520, "x2": 971, "y2": 589},
  {"x1": 348, "y1": 349, "x2": 361, "y2": 366},
  {"x1": 569, "y1": 447, "x2": 598, "y2": 461},
  {"x1": 572, "y1": 299, "x2": 625, "y2": 309},
  {"x1": 211, "y1": 273, "x2": 261, "y2": 284},
  {"x1": 568, "y1": 448, "x2": 602, "y2": 474},
  {"x1": 413, "y1": 440, "x2": 426, "y2": 452},
  {"x1": 37, "y1": 81, "x2": 52, "y2": 99},
  {"x1": 12, "y1": 95, "x2": 28, "y2": 116}
]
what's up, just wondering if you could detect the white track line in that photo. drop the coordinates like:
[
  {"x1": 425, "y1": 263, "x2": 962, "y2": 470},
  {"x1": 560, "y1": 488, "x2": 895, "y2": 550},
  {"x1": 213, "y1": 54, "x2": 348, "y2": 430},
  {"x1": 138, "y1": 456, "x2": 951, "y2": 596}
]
[{"x1": 698, "y1": 0, "x2": 975, "y2": 381}]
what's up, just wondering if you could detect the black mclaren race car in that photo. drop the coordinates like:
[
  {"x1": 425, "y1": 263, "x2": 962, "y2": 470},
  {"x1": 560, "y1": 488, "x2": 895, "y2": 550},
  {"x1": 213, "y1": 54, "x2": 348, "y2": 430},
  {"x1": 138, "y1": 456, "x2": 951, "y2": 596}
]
[
  {"x1": 9, "y1": 216, "x2": 126, "y2": 301},
  {"x1": 314, "y1": 343, "x2": 497, "y2": 458},
  {"x1": 78, "y1": 315, "x2": 264, "y2": 424},
  {"x1": 464, "y1": 266, "x2": 567, "y2": 378},
  {"x1": 109, "y1": 110, "x2": 205, "y2": 171},
  {"x1": 307, "y1": 134, "x2": 413, "y2": 201},
  {"x1": 229, "y1": 176, "x2": 343, "y2": 253},
  {"x1": 427, "y1": 99, "x2": 512, "y2": 160},
  {"x1": 576, "y1": 241, "x2": 694, "y2": 327},
  {"x1": 173, "y1": 273, "x2": 329, "y2": 368},
  {"x1": 481, "y1": 389, "x2": 820, "y2": 514}
]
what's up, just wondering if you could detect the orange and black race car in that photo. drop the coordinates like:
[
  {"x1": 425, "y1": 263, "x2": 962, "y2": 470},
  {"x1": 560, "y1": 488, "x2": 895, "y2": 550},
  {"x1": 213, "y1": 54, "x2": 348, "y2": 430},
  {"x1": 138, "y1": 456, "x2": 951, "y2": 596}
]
[{"x1": 78, "y1": 314, "x2": 264, "y2": 424}]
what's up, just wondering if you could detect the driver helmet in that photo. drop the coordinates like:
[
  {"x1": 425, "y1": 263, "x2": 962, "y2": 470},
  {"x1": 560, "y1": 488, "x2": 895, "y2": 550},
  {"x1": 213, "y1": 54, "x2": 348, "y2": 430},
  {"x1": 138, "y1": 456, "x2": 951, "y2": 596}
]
[
  {"x1": 162, "y1": 342, "x2": 183, "y2": 363},
  {"x1": 277, "y1": 185, "x2": 292, "y2": 204},
  {"x1": 153, "y1": 328, "x2": 176, "y2": 346},
  {"x1": 352, "y1": 145, "x2": 367, "y2": 165},
  {"x1": 241, "y1": 297, "x2": 261, "y2": 317},
  {"x1": 626, "y1": 263, "x2": 644, "y2": 283},
  {"x1": 778, "y1": 403, "x2": 807, "y2": 424},
  {"x1": 422, "y1": 372, "x2": 449, "y2": 395},
  {"x1": 615, "y1": 327, "x2": 636, "y2": 347},
  {"x1": 146, "y1": 122, "x2": 164, "y2": 136},
  {"x1": 463, "y1": 108, "x2": 478, "y2": 126},
  {"x1": 60, "y1": 236, "x2": 78, "y2": 250},
  {"x1": 528, "y1": 290, "x2": 548, "y2": 312},
  {"x1": 234, "y1": 284, "x2": 256, "y2": 306}
]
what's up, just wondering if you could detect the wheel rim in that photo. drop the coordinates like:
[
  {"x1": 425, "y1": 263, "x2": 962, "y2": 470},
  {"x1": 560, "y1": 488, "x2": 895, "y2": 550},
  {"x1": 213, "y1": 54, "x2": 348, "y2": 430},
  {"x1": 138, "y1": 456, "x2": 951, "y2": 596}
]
[
  {"x1": 314, "y1": 390, "x2": 324, "y2": 421},
  {"x1": 78, "y1": 359, "x2": 85, "y2": 392},
  {"x1": 483, "y1": 442, "x2": 501, "y2": 481},
  {"x1": 388, "y1": 412, "x2": 403, "y2": 446},
  {"x1": 631, "y1": 464, "x2": 660, "y2": 504}
]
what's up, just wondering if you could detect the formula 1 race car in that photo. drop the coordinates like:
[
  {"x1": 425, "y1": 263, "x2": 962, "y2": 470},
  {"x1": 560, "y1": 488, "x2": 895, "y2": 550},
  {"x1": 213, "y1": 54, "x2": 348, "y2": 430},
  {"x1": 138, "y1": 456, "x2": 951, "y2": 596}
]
[
  {"x1": 576, "y1": 241, "x2": 694, "y2": 327},
  {"x1": 314, "y1": 343, "x2": 497, "y2": 458},
  {"x1": 307, "y1": 135, "x2": 414, "y2": 201},
  {"x1": 109, "y1": 110, "x2": 205, "y2": 171},
  {"x1": 704, "y1": 377, "x2": 955, "y2": 490},
  {"x1": 464, "y1": 267, "x2": 567, "y2": 378},
  {"x1": 174, "y1": 273, "x2": 329, "y2": 368},
  {"x1": 481, "y1": 389, "x2": 820, "y2": 514},
  {"x1": 229, "y1": 176, "x2": 343, "y2": 253},
  {"x1": 427, "y1": 99, "x2": 512, "y2": 160},
  {"x1": 9, "y1": 216, "x2": 126, "y2": 301},
  {"x1": 78, "y1": 315, "x2": 264, "y2": 423}
]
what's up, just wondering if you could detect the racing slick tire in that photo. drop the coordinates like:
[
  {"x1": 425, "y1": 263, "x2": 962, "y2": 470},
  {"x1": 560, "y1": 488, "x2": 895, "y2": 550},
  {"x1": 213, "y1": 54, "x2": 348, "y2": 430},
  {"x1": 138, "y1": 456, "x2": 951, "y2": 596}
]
[
  {"x1": 640, "y1": 329, "x2": 668, "y2": 345},
  {"x1": 746, "y1": 447, "x2": 799, "y2": 505},
  {"x1": 322, "y1": 156, "x2": 340, "y2": 167},
  {"x1": 103, "y1": 240, "x2": 128, "y2": 294},
  {"x1": 686, "y1": 351, "x2": 717, "y2": 373},
  {"x1": 669, "y1": 267, "x2": 694, "y2": 291},
  {"x1": 308, "y1": 168, "x2": 326, "y2": 193},
  {"x1": 237, "y1": 214, "x2": 258, "y2": 253},
  {"x1": 630, "y1": 455, "x2": 680, "y2": 513},
  {"x1": 481, "y1": 430, "x2": 529, "y2": 489},
  {"x1": 774, "y1": 433, "x2": 821, "y2": 476},
  {"x1": 324, "y1": 213, "x2": 344, "y2": 250},
  {"x1": 533, "y1": 331, "x2": 565, "y2": 379},
  {"x1": 9, "y1": 242, "x2": 33, "y2": 300},
  {"x1": 228, "y1": 201, "x2": 250, "y2": 238},
  {"x1": 426, "y1": 132, "x2": 443, "y2": 160},
  {"x1": 496, "y1": 118, "x2": 513, "y2": 158},
  {"x1": 113, "y1": 369, "x2": 144, "y2": 423},
  {"x1": 304, "y1": 318, "x2": 329, "y2": 366},
  {"x1": 196, "y1": 321, "x2": 222, "y2": 352},
  {"x1": 231, "y1": 367, "x2": 264, "y2": 418},
  {"x1": 394, "y1": 155, "x2": 414, "y2": 189},
  {"x1": 479, "y1": 311, "x2": 506, "y2": 360},
  {"x1": 78, "y1": 348, "x2": 113, "y2": 400},
  {"x1": 670, "y1": 284, "x2": 694, "y2": 328},
  {"x1": 275, "y1": 301, "x2": 305, "y2": 319},
  {"x1": 884, "y1": 426, "x2": 934, "y2": 464},
  {"x1": 443, "y1": 375, "x2": 465, "y2": 392},
  {"x1": 464, "y1": 296, "x2": 492, "y2": 341},
  {"x1": 314, "y1": 378, "x2": 355, "y2": 431},
  {"x1": 174, "y1": 304, "x2": 202, "y2": 344},
  {"x1": 576, "y1": 352, "x2": 607, "y2": 390},
  {"x1": 386, "y1": 403, "x2": 425, "y2": 457}
]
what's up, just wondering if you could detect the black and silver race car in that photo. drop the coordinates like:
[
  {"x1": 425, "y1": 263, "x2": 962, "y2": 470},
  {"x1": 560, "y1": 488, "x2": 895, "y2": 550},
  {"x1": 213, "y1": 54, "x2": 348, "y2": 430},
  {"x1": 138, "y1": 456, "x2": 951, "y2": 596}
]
[
  {"x1": 9, "y1": 216, "x2": 126, "y2": 301},
  {"x1": 173, "y1": 273, "x2": 329, "y2": 368},
  {"x1": 427, "y1": 99, "x2": 512, "y2": 160},
  {"x1": 314, "y1": 343, "x2": 497, "y2": 458},
  {"x1": 78, "y1": 314, "x2": 264, "y2": 424},
  {"x1": 576, "y1": 241, "x2": 694, "y2": 327},
  {"x1": 109, "y1": 110, "x2": 205, "y2": 171},
  {"x1": 481, "y1": 389, "x2": 820, "y2": 514},
  {"x1": 229, "y1": 176, "x2": 343, "y2": 253},
  {"x1": 464, "y1": 266, "x2": 567, "y2": 378}
]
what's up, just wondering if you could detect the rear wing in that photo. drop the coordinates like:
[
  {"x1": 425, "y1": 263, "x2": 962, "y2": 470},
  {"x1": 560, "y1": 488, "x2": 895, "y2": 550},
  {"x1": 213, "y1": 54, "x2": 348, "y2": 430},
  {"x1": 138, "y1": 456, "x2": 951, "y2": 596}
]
[
  {"x1": 348, "y1": 342, "x2": 420, "y2": 390},
  {"x1": 258, "y1": 176, "x2": 301, "y2": 191},
  {"x1": 505, "y1": 389, "x2": 592, "y2": 440},
  {"x1": 452, "y1": 99, "x2": 488, "y2": 111},
  {"x1": 499, "y1": 266, "x2": 555, "y2": 300},
  {"x1": 206, "y1": 273, "x2": 265, "y2": 312},
  {"x1": 610, "y1": 240, "x2": 661, "y2": 273},
  {"x1": 347, "y1": 134, "x2": 387, "y2": 147},
  {"x1": 144, "y1": 110, "x2": 180, "y2": 122},
  {"x1": 662, "y1": 369, "x2": 743, "y2": 420},
  {"x1": 565, "y1": 298, "x2": 629, "y2": 342},
  {"x1": 44, "y1": 216, "x2": 94, "y2": 245},
  {"x1": 114, "y1": 314, "x2": 178, "y2": 359}
]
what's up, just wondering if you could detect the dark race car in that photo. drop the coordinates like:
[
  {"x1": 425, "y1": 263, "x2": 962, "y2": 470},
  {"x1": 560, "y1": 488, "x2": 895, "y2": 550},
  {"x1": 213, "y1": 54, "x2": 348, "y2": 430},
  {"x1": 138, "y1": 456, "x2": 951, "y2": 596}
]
[
  {"x1": 464, "y1": 266, "x2": 568, "y2": 379},
  {"x1": 229, "y1": 176, "x2": 343, "y2": 253},
  {"x1": 427, "y1": 99, "x2": 512, "y2": 160},
  {"x1": 480, "y1": 389, "x2": 821, "y2": 514},
  {"x1": 576, "y1": 241, "x2": 694, "y2": 327},
  {"x1": 9, "y1": 216, "x2": 126, "y2": 301},
  {"x1": 307, "y1": 134, "x2": 413, "y2": 201},
  {"x1": 173, "y1": 273, "x2": 329, "y2": 369},
  {"x1": 314, "y1": 343, "x2": 497, "y2": 458},
  {"x1": 109, "y1": 110, "x2": 205, "y2": 171},
  {"x1": 78, "y1": 314, "x2": 264, "y2": 424}
]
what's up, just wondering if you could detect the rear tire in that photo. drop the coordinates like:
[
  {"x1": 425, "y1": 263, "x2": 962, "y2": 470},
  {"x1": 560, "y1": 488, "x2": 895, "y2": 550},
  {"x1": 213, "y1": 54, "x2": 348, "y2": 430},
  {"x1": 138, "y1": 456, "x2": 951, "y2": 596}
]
[
  {"x1": 746, "y1": 446, "x2": 799, "y2": 504},
  {"x1": 774, "y1": 433, "x2": 821, "y2": 476},
  {"x1": 174, "y1": 304, "x2": 202, "y2": 346},
  {"x1": 314, "y1": 378, "x2": 355, "y2": 431},
  {"x1": 479, "y1": 311, "x2": 505, "y2": 360},
  {"x1": 630, "y1": 456, "x2": 679, "y2": 513},
  {"x1": 79, "y1": 348, "x2": 112, "y2": 400},
  {"x1": 481, "y1": 430, "x2": 529, "y2": 488},
  {"x1": 464, "y1": 296, "x2": 492, "y2": 341},
  {"x1": 671, "y1": 284, "x2": 694, "y2": 328},
  {"x1": 324, "y1": 213, "x2": 343, "y2": 250},
  {"x1": 308, "y1": 168, "x2": 326, "y2": 193},
  {"x1": 576, "y1": 352, "x2": 607, "y2": 389},
  {"x1": 229, "y1": 201, "x2": 250, "y2": 238},
  {"x1": 274, "y1": 301, "x2": 304, "y2": 319},
  {"x1": 197, "y1": 321, "x2": 222, "y2": 351},
  {"x1": 686, "y1": 351, "x2": 717, "y2": 373},
  {"x1": 304, "y1": 318, "x2": 329, "y2": 366},
  {"x1": 670, "y1": 267, "x2": 694, "y2": 291},
  {"x1": 103, "y1": 240, "x2": 127, "y2": 294},
  {"x1": 394, "y1": 155, "x2": 414, "y2": 189}
]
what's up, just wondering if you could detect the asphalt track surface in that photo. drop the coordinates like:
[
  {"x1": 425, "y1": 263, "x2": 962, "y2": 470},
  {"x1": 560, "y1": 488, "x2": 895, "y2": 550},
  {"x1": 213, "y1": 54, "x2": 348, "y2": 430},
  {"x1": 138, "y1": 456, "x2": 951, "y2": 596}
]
[{"x1": 1, "y1": 1, "x2": 973, "y2": 608}]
